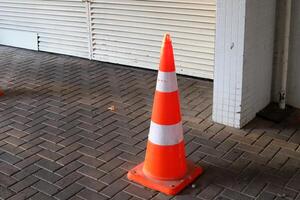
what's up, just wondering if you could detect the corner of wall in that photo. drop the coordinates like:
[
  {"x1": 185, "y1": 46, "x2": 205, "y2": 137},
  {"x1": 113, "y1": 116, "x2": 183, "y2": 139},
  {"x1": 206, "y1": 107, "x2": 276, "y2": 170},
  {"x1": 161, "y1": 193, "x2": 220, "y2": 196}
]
[{"x1": 213, "y1": 0, "x2": 277, "y2": 129}]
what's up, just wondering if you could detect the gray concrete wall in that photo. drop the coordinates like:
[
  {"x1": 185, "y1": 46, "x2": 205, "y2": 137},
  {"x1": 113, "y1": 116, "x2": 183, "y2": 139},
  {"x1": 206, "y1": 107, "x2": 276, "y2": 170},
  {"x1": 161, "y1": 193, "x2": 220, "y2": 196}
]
[
  {"x1": 287, "y1": 1, "x2": 300, "y2": 108},
  {"x1": 272, "y1": 0, "x2": 300, "y2": 109}
]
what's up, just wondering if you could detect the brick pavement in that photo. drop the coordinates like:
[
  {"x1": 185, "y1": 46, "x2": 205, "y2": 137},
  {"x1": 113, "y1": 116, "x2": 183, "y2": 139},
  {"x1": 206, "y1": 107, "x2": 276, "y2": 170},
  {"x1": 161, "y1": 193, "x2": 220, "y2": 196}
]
[{"x1": 0, "y1": 45, "x2": 299, "y2": 200}]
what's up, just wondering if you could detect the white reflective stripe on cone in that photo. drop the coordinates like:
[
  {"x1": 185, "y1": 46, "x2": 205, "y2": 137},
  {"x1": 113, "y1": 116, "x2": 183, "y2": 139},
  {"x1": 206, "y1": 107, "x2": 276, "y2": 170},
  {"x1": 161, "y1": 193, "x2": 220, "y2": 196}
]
[
  {"x1": 156, "y1": 71, "x2": 178, "y2": 93},
  {"x1": 148, "y1": 121, "x2": 183, "y2": 146}
]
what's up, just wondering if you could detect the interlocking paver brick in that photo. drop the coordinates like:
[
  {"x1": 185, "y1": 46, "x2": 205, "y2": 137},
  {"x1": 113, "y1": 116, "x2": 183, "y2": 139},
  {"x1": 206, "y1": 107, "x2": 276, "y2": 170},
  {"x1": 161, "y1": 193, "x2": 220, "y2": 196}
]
[
  {"x1": 37, "y1": 149, "x2": 62, "y2": 161},
  {"x1": 256, "y1": 191, "x2": 277, "y2": 200},
  {"x1": 77, "y1": 146, "x2": 102, "y2": 158},
  {"x1": 9, "y1": 175, "x2": 38, "y2": 193},
  {"x1": 117, "y1": 143, "x2": 143, "y2": 155},
  {"x1": 76, "y1": 188, "x2": 108, "y2": 200},
  {"x1": 54, "y1": 183, "x2": 84, "y2": 200},
  {"x1": 197, "y1": 184, "x2": 223, "y2": 200},
  {"x1": 30, "y1": 192, "x2": 56, "y2": 200},
  {"x1": 57, "y1": 152, "x2": 82, "y2": 166},
  {"x1": 0, "y1": 162, "x2": 19, "y2": 176},
  {"x1": 32, "y1": 179, "x2": 59, "y2": 196},
  {"x1": 265, "y1": 184, "x2": 298, "y2": 199},
  {"x1": 39, "y1": 141, "x2": 64, "y2": 152},
  {"x1": 56, "y1": 161, "x2": 83, "y2": 177},
  {"x1": 7, "y1": 187, "x2": 37, "y2": 200},
  {"x1": 55, "y1": 171, "x2": 83, "y2": 189},
  {"x1": 100, "y1": 179, "x2": 129, "y2": 198},
  {"x1": 77, "y1": 138, "x2": 101, "y2": 149},
  {"x1": 222, "y1": 189, "x2": 254, "y2": 200},
  {"x1": 35, "y1": 158, "x2": 62, "y2": 172},
  {"x1": 98, "y1": 140, "x2": 121, "y2": 153},
  {"x1": 13, "y1": 164, "x2": 39, "y2": 181},
  {"x1": 34, "y1": 169, "x2": 61, "y2": 184},
  {"x1": 243, "y1": 176, "x2": 267, "y2": 197},
  {"x1": 78, "y1": 155, "x2": 104, "y2": 168},
  {"x1": 77, "y1": 176, "x2": 106, "y2": 192},
  {"x1": 99, "y1": 149, "x2": 123, "y2": 163},
  {"x1": 0, "y1": 186, "x2": 14, "y2": 199},
  {"x1": 99, "y1": 157, "x2": 124, "y2": 173},
  {"x1": 0, "y1": 172, "x2": 17, "y2": 188},
  {"x1": 0, "y1": 46, "x2": 299, "y2": 200},
  {"x1": 77, "y1": 165, "x2": 105, "y2": 180},
  {"x1": 287, "y1": 171, "x2": 300, "y2": 191},
  {"x1": 124, "y1": 185, "x2": 155, "y2": 200},
  {"x1": 0, "y1": 153, "x2": 21, "y2": 165},
  {"x1": 57, "y1": 143, "x2": 82, "y2": 156},
  {"x1": 111, "y1": 191, "x2": 132, "y2": 200},
  {"x1": 99, "y1": 167, "x2": 126, "y2": 185}
]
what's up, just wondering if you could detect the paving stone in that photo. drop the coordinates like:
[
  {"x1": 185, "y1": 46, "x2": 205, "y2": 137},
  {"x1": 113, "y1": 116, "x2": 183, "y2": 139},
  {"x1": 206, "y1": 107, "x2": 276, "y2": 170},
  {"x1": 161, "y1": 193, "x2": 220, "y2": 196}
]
[
  {"x1": 37, "y1": 149, "x2": 62, "y2": 161},
  {"x1": 197, "y1": 184, "x2": 223, "y2": 200},
  {"x1": 13, "y1": 164, "x2": 40, "y2": 181},
  {"x1": 34, "y1": 169, "x2": 61, "y2": 183},
  {"x1": 243, "y1": 176, "x2": 267, "y2": 197},
  {"x1": 78, "y1": 155, "x2": 104, "y2": 168},
  {"x1": 124, "y1": 185, "x2": 156, "y2": 200},
  {"x1": 57, "y1": 152, "x2": 82, "y2": 166},
  {"x1": 185, "y1": 142, "x2": 201, "y2": 156},
  {"x1": 77, "y1": 138, "x2": 102, "y2": 149},
  {"x1": 77, "y1": 188, "x2": 107, "y2": 200},
  {"x1": 265, "y1": 184, "x2": 298, "y2": 199},
  {"x1": 55, "y1": 171, "x2": 83, "y2": 189},
  {"x1": 7, "y1": 187, "x2": 37, "y2": 200},
  {"x1": 0, "y1": 186, "x2": 15, "y2": 199},
  {"x1": 35, "y1": 158, "x2": 62, "y2": 172},
  {"x1": 286, "y1": 171, "x2": 300, "y2": 191},
  {"x1": 57, "y1": 143, "x2": 82, "y2": 156},
  {"x1": 193, "y1": 137, "x2": 219, "y2": 148},
  {"x1": 77, "y1": 176, "x2": 106, "y2": 192},
  {"x1": 222, "y1": 148, "x2": 244, "y2": 162},
  {"x1": 0, "y1": 153, "x2": 22, "y2": 165},
  {"x1": 111, "y1": 191, "x2": 132, "y2": 200},
  {"x1": 9, "y1": 175, "x2": 38, "y2": 193},
  {"x1": 56, "y1": 161, "x2": 83, "y2": 177},
  {"x1": 100, "y1": 179, "x2": 129, "y2": 198},
  {"x1": 30, "y1": 192, "x2": 57, "y2": 200},
  {"x1": 214, "y1": 196, "x2": 231, "y2": 200},
  {"x1": 0, "y1": 46, "x2": 299, "y2": 200},
  {"x1": 54, "y1": 183, "x2": 84, "y2": 200},
  {"x1": 77, "y1": 165, "x2": 105, "y2": 180},
  {"x1": 222, "y1": 189, "x2": 254, "y2": 200},
  {"x1": 0, "y1": 162, "x2": 19, "y2": 176},
  {"x1": 3, "y1": 136, "x2": 25, "y2": 147},
  {"x1": 32, "y1": 180, "x2": 59, "y2": 196},
  {"x1": 1, "y1": 144, "x2": 24, "y2": 156},
  {"x1": 77, "y1": 146, "x2": 102, "y2": 158},
  {"x1": 99, "y1": 149, "x2": 123, "y2": 162},
  {"x1": 99, "y1": 168, "x2": 126, "y2": 185},
  {"x1": 69, "y1": 196, "x2": 84, "y2": 200},
  {"x1": 256, "y1": 192, "x2": 277, "y2": 200},
  {"x1": 98, "y1": 140, "x2": 121, "y2": 153},
  {"x1": 0, "y1": 172, "x2": 17, "y2": 188}
]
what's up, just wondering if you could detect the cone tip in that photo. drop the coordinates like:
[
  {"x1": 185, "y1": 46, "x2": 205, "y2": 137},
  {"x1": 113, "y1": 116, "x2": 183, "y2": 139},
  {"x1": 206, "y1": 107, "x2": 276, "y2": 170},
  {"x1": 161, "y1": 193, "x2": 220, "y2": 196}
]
[{"x1": 163, "y1": 33, "x2": 172, "y2": 43}]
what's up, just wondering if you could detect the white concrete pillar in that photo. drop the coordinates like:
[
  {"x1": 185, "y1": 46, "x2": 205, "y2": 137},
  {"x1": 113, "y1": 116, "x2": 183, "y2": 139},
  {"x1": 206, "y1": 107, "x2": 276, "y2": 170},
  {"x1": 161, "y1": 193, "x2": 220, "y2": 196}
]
[{"x1": 213, "y1": 0, "x2": 277, "y2": 128}]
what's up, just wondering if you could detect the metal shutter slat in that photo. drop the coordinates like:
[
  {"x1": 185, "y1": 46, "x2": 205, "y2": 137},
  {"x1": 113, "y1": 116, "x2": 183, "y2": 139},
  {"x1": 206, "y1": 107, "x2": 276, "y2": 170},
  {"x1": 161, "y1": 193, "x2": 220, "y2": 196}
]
[
  {"x1": 91, "y1": 0, "x2": 216, "y2": 79},
  {"x1": 0, "y1": 0, "x2": 89, "y2": 58}
]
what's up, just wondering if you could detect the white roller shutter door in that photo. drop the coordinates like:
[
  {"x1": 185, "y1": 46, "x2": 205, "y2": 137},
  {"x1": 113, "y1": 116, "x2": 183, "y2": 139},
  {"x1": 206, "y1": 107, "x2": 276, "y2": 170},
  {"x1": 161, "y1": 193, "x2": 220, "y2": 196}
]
[
  {"x1": 0, "y1": 0, "x2": 90, "y2": 58},
  {"x1": 90, "y1": 0, "x2": 216, "y2": 79}
]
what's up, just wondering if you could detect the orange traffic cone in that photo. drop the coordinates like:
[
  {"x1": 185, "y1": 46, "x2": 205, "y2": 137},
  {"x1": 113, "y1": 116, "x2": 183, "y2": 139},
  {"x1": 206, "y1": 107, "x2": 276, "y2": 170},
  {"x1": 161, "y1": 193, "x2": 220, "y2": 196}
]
[{"x1": 127, "y1": 34, "x2": 203, "y2": 195}]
